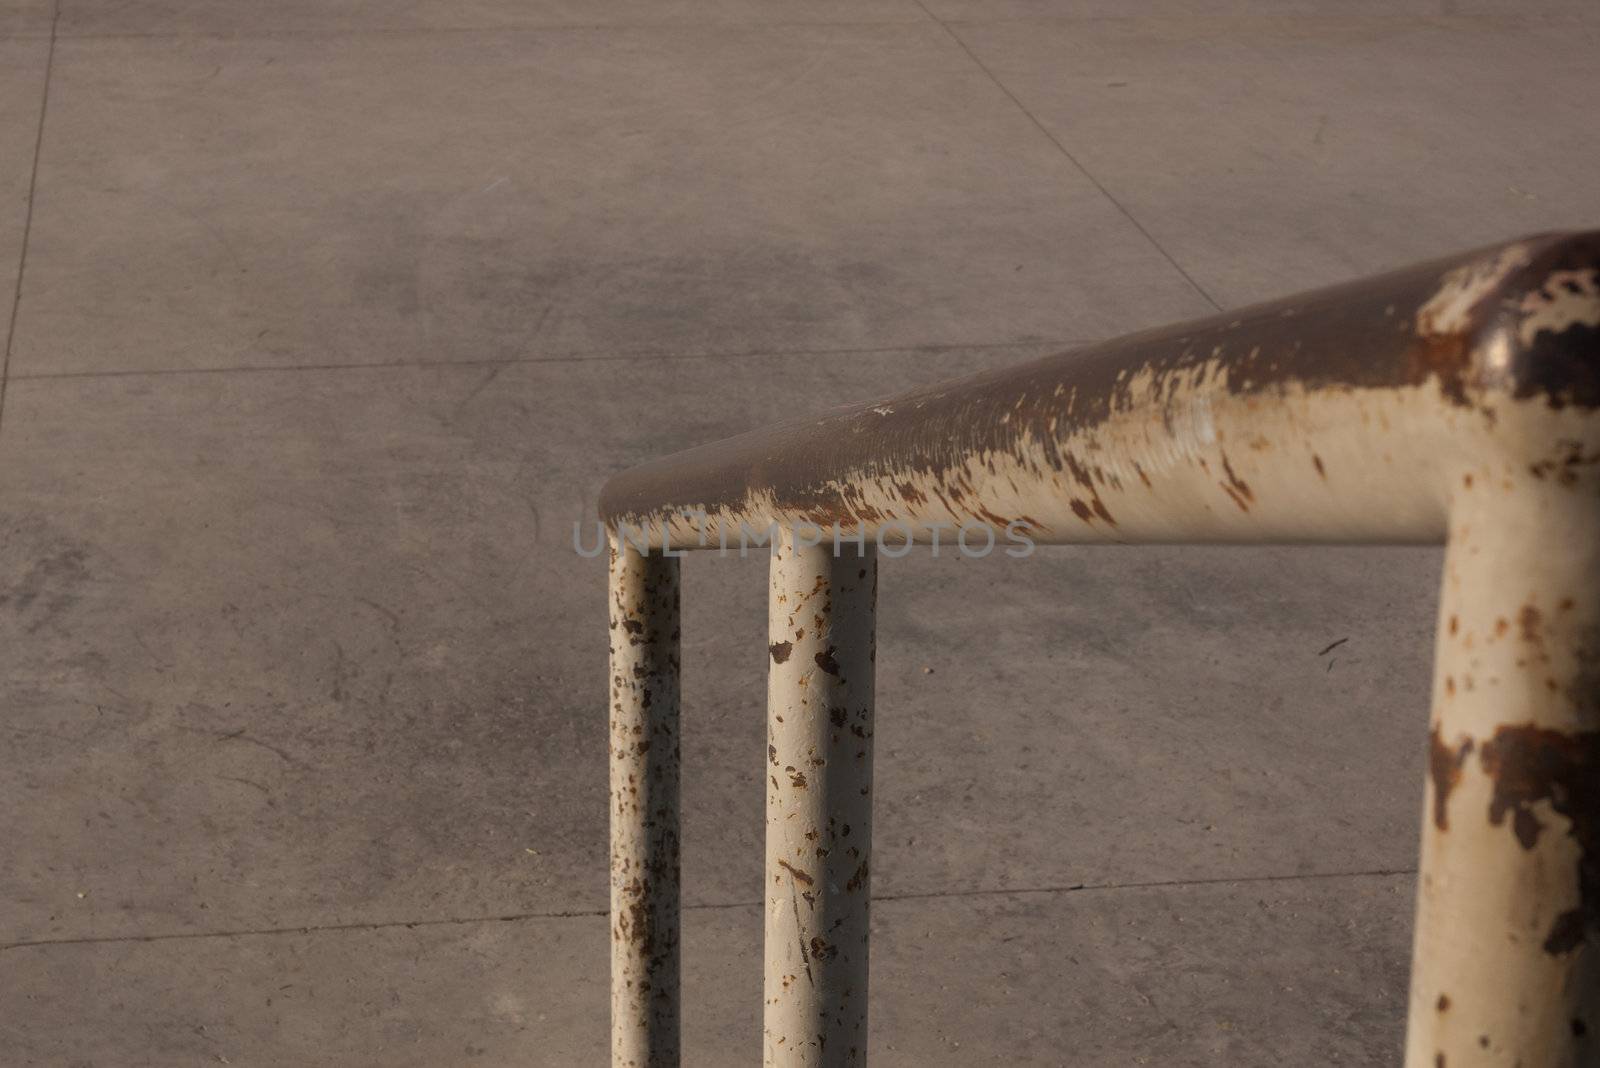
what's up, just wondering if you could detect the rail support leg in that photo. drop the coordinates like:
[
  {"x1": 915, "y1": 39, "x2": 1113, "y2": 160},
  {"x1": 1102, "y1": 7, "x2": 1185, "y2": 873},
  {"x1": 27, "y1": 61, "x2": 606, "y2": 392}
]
[
  {"x1": 1407, "y1": 485, "x2": 1600, "y2": 1067},
  {"x1": 609, "y1": 541, "x2": 681, "y2": 1068},
  {"x1": 763, "y1": 531, "x2": 877, "y2": 1067}
]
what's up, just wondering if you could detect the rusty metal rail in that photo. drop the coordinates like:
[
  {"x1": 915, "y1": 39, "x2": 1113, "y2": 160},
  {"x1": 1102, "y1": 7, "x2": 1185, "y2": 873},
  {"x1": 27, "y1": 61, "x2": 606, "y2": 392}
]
[{"x1": 600, "y1": 231, "x2": 1600, "y2": 1068}]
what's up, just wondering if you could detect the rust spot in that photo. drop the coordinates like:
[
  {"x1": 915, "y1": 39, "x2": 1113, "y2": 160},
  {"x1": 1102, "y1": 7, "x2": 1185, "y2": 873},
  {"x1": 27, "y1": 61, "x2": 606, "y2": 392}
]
[
  {"x1": 620, "y1": 619, "x2": 644, "y2": 635},
  {"x1": 1410, "y1": 328, "x2": 1471, "y2": 409},
  {"x1": 789, "y1": 770, "x2": 808, "y2": 789},
  {"x1": 1479, "y1": 725, "x2": 1600, "y2": 954},
  {"x1": 1463, "y1": 473, "x2": 1474, "y2": 489},
  {"x1": 777, "y1": 859, "x2": 814, "y2": 886},
  {"x1": 1429, "y1": 728, "x2": 1474, "y2": 830},
  {"x1": 808, "y1": 936, "x2": 837, "y2": 961},
  {"x1": 1220, "y1": 452, "x2": 1254, "y2": 504},
  {"x1": 769, "y1": 641, "x2": 794, "y2": 664},
  {"x1": 1449, "y1": 615, "x2": 1459, "y2": 636},
  {"x1": 1069, "y1": 499, "x2": 1094, "y2": 523},
  {"x1": 1134, "y1": 462, "x2": 1152, "y2": 488},
  {"x1": 1495, "y1": 617, "x2": 1510, "y2": 638},
  {"x1": 1312, "y1": 454, "x2": 1326, "y2": 478},
  {"x1": 1436, "y1": 994, "x2": 1451, "y2": 1012},
  {"x1": 814, "y1": 647, "x2": 840, "y2": 676},
  {"x1": 846, "y1": 860, "x2": 869, "y2": 893},
  {"x1": 1520, "y1": 605, "x2": 1544, "y2": 647},
  {"x1": 1575, "y1": 1018, "x2": 1589, "y2": 1038}
]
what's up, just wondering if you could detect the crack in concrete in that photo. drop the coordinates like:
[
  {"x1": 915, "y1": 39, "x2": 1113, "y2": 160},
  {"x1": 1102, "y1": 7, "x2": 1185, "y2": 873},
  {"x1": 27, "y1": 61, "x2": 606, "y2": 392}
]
[
  {"x1": 0, "y1": 867, "x2": 1415, "y2": 954},
  {"x1": 0, "y1": 0, "x2": 61, "y2": 441}
]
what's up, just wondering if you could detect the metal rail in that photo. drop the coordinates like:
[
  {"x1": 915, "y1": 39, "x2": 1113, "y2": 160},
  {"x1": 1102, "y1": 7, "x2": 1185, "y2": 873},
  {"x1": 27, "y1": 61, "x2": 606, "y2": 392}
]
[{"x1": 601, "y1": 231, "x2": 1600, "y2": 1067}]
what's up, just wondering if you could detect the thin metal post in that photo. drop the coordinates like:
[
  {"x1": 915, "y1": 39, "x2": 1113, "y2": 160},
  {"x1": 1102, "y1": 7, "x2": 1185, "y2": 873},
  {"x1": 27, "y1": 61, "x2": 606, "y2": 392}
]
[
  {"x1": 609, "y1": 541, "x2": 681, "y2": 1068},
  {"x1": 764, "y1": 531, "x2": 877, "y2": 1067},
  {"x1": 1407, "y1": 479, "x2": 1600, "y2": 1066}
]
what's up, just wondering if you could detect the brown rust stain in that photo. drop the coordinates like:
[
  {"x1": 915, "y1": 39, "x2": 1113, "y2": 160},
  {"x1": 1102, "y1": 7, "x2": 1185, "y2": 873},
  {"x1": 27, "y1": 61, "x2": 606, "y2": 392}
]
[
  {"x1": 1479, "y1": 725, "x2": 1600, "y2": 954},
  {"x1": 769, "y1": 641, "x2": 794, "y2": 664},
  {"x1": 1409, "y1": 330, "x2": 1472, "y2": 409},
  {"x1": 1436, "y1": 994, "x2": 1451, "y2": 1012},
  {"x1": 1312, "y1": 454, "x2": 1326, "y2": 478},
  {"x1": 1219, "y1": 452, "x2": 1254, "y2": 504},
  {"x1": 1429, "y1": 728, "x2": 1474, "y2": 830},
  {"x1": 1530, "y1": 442, "x2": 1600, "y2": 485},
  {"x1": 846, "y1": 860, "x2": 869, "y2": 893},
  {"x1": 814, "y1": 646, "x2": 840, "y2": 676},
  {"x1": 777, "y1": 859, "x2": 814, "y2": 886},
  {"x1": 1520, "y1": 605, "x2": 1544, "y2": 647}
]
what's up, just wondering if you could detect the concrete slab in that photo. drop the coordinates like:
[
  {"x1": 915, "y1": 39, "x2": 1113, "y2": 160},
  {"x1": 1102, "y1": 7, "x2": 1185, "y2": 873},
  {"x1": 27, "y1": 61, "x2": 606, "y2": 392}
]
[
  {"x1": 0, "y1": 1, "x2": 54, "y2": 37},
  {"x1": 56, "y1": 0, "x2": 926, "y2": 37},
  {"x1": 948, "y1": 14, "x2": 1600, "y2": 306},
  {"x1": 11, "y1": 25, "x2": 1211, "y2": 377},
  {"x1": 0, "y1": 38, "x2": 48, "y2": 345},
  {"x1": 0, "y1": 873, "x2": 1411, "y2": 1065},
  {"x1": 926, "y1": 1, "x2": 1595, "y2": 19},
  {"x1": 0, "y1": 344, "x2": 1435, "y2": 948}
]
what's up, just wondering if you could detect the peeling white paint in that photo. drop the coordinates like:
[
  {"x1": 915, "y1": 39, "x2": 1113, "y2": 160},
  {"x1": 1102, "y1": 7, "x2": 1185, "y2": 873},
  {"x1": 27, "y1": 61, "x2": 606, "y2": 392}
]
[
  {"x1": 1517, "y1": 267, "x2": 1600, "y2": 345},
  {"x1": 1418, "y1": 242, "x2": 1534, "y2": 337}
]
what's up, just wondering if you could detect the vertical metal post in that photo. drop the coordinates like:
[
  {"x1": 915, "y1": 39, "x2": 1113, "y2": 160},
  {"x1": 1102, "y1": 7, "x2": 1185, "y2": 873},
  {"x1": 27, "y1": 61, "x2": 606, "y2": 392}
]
[
  {"x1": 763, "y1": 530, "x2": 877, "y2": 1067},
  {"x1": 609, "y1": 541, "x2": 682, "y2": 1068},
  {"x1": 1407, "y1": 481, "x2": 1600, "y2": 1067}
]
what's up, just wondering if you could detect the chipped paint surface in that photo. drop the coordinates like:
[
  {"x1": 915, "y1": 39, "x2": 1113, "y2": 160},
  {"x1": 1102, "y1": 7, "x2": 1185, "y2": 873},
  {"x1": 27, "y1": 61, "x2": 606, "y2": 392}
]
[
  {"x1": 609, "y1": 542, "x2": 681, "y2": 1068},
  {"x1": 601, "y1": 231, "x2": 1600, "y2": 1068},
  {"x1": 1517, "y1": 268, "x2": 1600, "y2": 347},
  {"x1": 1416, "y1": 241, "x2": 1534, "y2": 338},
  {"x1": 1409, "y1": 459, "x2": 1600, "y2": 1067},
  {"x1": 764, "y1": 534, "x2": 876, "y2": 1067}
]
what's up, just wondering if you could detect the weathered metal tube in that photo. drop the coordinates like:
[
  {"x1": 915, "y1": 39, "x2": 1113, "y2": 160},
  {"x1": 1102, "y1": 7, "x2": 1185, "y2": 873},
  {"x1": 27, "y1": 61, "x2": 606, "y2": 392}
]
[
  {"x1": 608, "y1": 541, "x2": 682, "y2": 1068},
  {"x1": 1408, "y1": 452, "x2": 1600, "y2": 1066},
  {"x1": 763, "y1": 533, "x2": 877, "y2": 1067},
  {"x1": 599, "y1": 232, "x2": 1600, "y2": 553}
]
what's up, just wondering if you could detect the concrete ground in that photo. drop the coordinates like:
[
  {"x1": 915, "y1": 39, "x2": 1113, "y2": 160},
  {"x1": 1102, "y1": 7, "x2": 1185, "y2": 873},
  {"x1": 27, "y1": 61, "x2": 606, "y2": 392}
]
[{"x1": 0, "y1": 2, "x2": 1594, "y2": 1065}]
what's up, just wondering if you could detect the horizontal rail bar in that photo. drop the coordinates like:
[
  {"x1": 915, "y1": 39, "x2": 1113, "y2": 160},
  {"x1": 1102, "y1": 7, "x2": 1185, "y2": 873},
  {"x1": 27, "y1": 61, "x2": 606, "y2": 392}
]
[{"x1": 600, "y1": 231, "x2": 1600, "y2": 549}]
